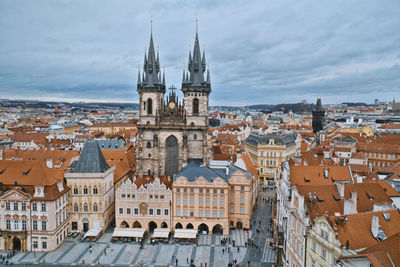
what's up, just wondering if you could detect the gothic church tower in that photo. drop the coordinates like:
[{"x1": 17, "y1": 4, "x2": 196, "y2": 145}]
[{"x1": 136, "y1": 26, "x2": 212, "y2": 178}]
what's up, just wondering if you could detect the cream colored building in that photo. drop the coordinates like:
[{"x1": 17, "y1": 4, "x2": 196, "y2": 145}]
[
  {"x1": 172, "y1": 160, "x2": 256, "y2": 235},
  {"x1": 306, "y1": 216, "x2": 342, "y2": 267},
  {"x1": 65, "y1": 141, "x2": 115, "y2": 233},
  {"x1": 115, "y1": 177, "x2": 172, "y2": 231},
  {"x1": 243, "y1": 132, "x2": 299, "y2": 185},
  {"x1": 0, "y1": 160, "x2": 69, "y2": 252}
]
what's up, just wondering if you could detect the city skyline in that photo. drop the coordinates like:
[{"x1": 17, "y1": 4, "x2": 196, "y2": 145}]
[{"x1": 1, "y1": 0, "x2": 399, "y2": 105}]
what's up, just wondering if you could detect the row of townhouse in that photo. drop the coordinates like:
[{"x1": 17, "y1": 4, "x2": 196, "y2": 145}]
[{"x1": 276, "y1": 164, "x2": 400, "y2": 267}]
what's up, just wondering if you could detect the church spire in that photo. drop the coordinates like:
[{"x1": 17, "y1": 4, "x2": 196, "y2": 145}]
[
  {"x1": 187, "y1": 20, "x2": 206, "y2": 86},
  {"x1": 137, "y1": 68, "x2": 141, "y2": 85},
  {"x1": 138, "y1": 22, "x2": 165, "y2": 92}
]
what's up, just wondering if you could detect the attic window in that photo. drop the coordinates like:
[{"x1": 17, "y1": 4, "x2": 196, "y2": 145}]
[
  {"x1": 23, "y1": 169, "x2": 31, "y2": 176},
  {"x1": 304, "y1": 176, "x2": 310, "y2": 182},
  {"x1": 383, "y1": 213, "x2": 390, "y2": 222},
  {"x1": 0, "y1": 169, "x2": 5, "y2": 175},
  {"x1": 366, "y1": 192, "x2": 374, "y2": 200}
]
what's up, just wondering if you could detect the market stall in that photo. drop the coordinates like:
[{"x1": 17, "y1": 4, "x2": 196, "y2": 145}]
[
  {"x1": 173, "y1": 229, "x2": 197, "y2": 244},
  {"x1": 112, "y1": 228, "x2": 145, "y2": 242},
  {"x1": 150, "y1": 229, "x2": 170, "y2": 244}
]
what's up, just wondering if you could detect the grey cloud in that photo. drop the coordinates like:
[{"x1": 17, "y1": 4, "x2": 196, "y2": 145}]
[{"x1": 0, "y1": 0, "x2": 399, "y2": 105}]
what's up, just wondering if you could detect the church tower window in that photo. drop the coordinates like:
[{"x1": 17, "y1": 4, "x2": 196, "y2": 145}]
[
  {"x1": 193, "y1": 98, "x2": 199, "y2": 114},
  {"x1": 146, "y1": 141, "x2": 152, "y2": 148},
  {"x1": 147, "y1": 98, "x2": 153, "y2": 115}
]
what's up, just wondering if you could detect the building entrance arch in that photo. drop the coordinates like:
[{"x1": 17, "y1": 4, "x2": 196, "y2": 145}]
[
  {"x1": 13, "y1": 237, "x2": 21, "y2": 251},
  {"x1": 175, "y1": 223, "x2": 183, "y2": 229},
  {"x1": 198, "y1": 223, "x2": 209, "y2": 234},
  {"x1": 212, "y1": 224, "x2": 223, "y2": 235},
  {"x1": 236, "y1": 221, "x2": 243, "y2": 229},
  {"x1": 148, "y1": 221, "x2": 157, "y2": 233}
]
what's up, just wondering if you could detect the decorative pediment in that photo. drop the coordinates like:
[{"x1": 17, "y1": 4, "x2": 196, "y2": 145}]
[{"x1": 0, "y1": 188, "x2": 30, "y2": 201}]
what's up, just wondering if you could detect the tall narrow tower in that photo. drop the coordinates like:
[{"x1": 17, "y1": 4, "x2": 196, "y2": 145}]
[
  {"x1": 182, "y1": 25, "x2": 211, "y2": 128},
  {"x1": 137, "y1": 32, "x2": 166, "y2": 126},
  {"x1": 312, "y1": 98, "x2": 325, "y2": 133}
]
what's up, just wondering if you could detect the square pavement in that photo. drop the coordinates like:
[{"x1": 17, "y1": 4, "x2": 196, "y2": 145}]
[{"x1": 9, "y1": 230, "x2": 255, "y2": 266}]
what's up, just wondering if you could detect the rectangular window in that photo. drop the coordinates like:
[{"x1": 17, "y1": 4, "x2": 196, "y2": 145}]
[
  {"x1": 42, "y1": 242, "x2": 47, "y2": 249},
  {"x1": 157, "y1": 209, "x2": 161, "y2": 216},
  {"x1": 6, "y1": 220, "x2": 10, "y2": 230},
  {"x1": 127, "y1": 208, "x2": 131, "y2": 215},
  {"x1": 164, "y1": 209, "x2": 169, "y2": 216},
  {"x1": 322, "y1": 249, "x2": 327, "y2": 260},
  {"x1": 5, "y1": 202, "x2": 10, "y2": 211},
  {"x1": 119, "y1": 208, "x2": 123, "y2": 214},
  {"x1": 183, "y1": 209, "x2": 188, "y2": 216},
  {"x1": 33, "y1": 241, "x2": 38, "y2": 249},
  {"x1": 22, "y1": 203, "x2": 26, "y2": 211},
  {"x1": 149, "y1": 209, "x2": 154, "y2": 215},
  {"x1": 190, "y1": 197, "x2": 194, "y2": 205},
  {"x1": 220, "y1": 210, "x2": 224, "y2": 217},
  {"x1": 312, "y1": 242, "x2": 317, "y2": 252},
  {"x1": 220, "y1": 189, "x2": 224, "y2": 194},
  {"x1": 176, "y1": 197, "x2": 180, "y2": 204},
  {"x1": 32, "y1": 203, "x2": 37, "y2": 211},
  {"x1": 190, "y1": 188, "x2": 194, "y2": 193},
  {"x1": 14, "y1": 220, "x2": 19, "y2": 230},
  {"x1": 230, "y1": 206, "x2": 234, "y2": 213},
  {"x1": 213, "y1": 189, "x2": 217, "y2": 194},
  {"x1": 230, "y1": 186, "x2": 234, "y2": 190},
  {"x1": 183, "y1": 197, "x2": 188, "y2": 204},
  {"x1": 205, "y1": 210, "x2": 210, "y2": 217},
  {"x1": 220, "y1": 198, "x2": 224, "y2": 205},
  {"x1": 72, "y1": 222, "x2": 78, "y2": 230},
  {"x1": 41, "y1": 203, "x2": 46, "y2": 211},
  {"x1": 14, "y1": 203, "x2": 18, "y2": 211},
  {"x1": 240, "y1": 207, "x2": 244, "y2": 214},
  {"x1": 199, "y1": 189, "x2": 203, "y2": 193},
  {"x1": 176, "y1": 188, "x2": 180, "y2": 193},
  {"x1": 240, "y1": 194, "x2": 245, "y2": 202},
  {"x1": 190, "y1": 210, "x2": 194, "y2": 216},
  {"x1": 176, "y1": 209, "x2": 181, "y2": 216},
  {"x1": 213, "y1": 210, "x2": 217, "y2": 217},
  {"x1": 134, "y1": 208, "x2": 139, "y2": 215},
  {"x1": 42, "y1": 221, "x2": 47, "y2": 231},
  {"x1": 199, "y1": 210, "x2": 203, "y2": 217},
  {"x1": 183, "y1": 188, "x2": 187, "y2": 193},
  {"x1": 22, "y1": 220, "x2": 27, "y2": 230},
  {"x1": 213, "y1": 197, "x2": 217, "y2": 205},
  {"x1": 199, "y1": 197, "x2": 203, "y2": 204},
  {"x1": 241, "y1": 186, "x2": 245, "y2": 191},
  {"x1": 230, "y1": 194, "x2": 234, "y2": 201},
  {"x1": 206, "y1": 189, "x2": 210, "y2": 193},
  {"x1": 206, "y1": 198, "x2": 210, "y2": 204}
]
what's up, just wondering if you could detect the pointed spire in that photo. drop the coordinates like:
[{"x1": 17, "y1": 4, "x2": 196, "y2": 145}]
[
  {"x1": 182, "y1": 69, "x2": 186, "y2": 83},
  {"x1": 202, "y1": 49, "x2": 206, "y2": 72},
  {"x1": 137, "y1": 67, "x2": 141, "y2": 84},
  {"x1": 162, "y1": 69, "x2": 165, "y2": 85},
  {"x1": 206, "y1": 69, "x2": 210, "y2": 84}
]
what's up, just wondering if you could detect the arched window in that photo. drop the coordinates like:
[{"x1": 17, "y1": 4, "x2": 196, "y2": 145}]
[
  {"x1": 146, "y1": 141, "x2": 151, "y2": 148},
  {"x1": 93, "y1": 186, "x2": 98, "y2": 195},
  {"x1": 147, "y1": 98, "x2": 153, "y2": 115},
  {"x1": 143, "y1": 101, "x2": 146, "y2": 110},
  {"x1": 93, "y1": 203, "x2": 98, "y2": 212},
  {"x1": 74, "y1": 203, "x2": 78, "y2": 212},
  {"x1": 83, "y1": 187, "x2": 88, "y2": 195},
  {"x1": 148, "y1": 170, "x2": 151, "y2": 175},
  {"x1": 84, "y1": 203, "x2": 88, "y2": 212},
  {"x1": 146, "y1": 121, "x2": 150, "y2": 126},
  {"x1": 73, "y1": 187, "x2": 78, "y2": 195},
  {"x1": 193, "y1": 98, "x2": 199, "y2": 114},
  {"x1": 194, "y1": 134, "x2": 197, "y2": 140}
]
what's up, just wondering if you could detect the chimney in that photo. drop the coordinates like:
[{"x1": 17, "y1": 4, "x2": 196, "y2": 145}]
[
  {"x1": 371, "y1": 216, "x2": 379, "y2": 239},
  {"x1": 226, "y1": 165, "x2": 229, "y2": 176},
  {"x1": 46, "y1": 158, "x2": 53, "y2": 168},
  {"x1": 323, "y1": 169, "x2": 329, "y2": 179}
]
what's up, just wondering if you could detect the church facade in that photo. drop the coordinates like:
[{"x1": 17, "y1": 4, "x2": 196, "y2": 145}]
[{"x1": 135, "y1": 30, "x2": 212, "y2": 178}]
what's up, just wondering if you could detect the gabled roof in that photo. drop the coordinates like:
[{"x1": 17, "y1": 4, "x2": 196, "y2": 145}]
[
  {"x1": 362, "y1": 232, "x2": 400, "y2": 267},
  {"x1": 329, "y1": 210, "x2": 400, "y2": 250},
  {"x1": 290, "y1": 165, "x2": 352, "y2": 186},
  {"x1": 72, "y1": 140, "x2": 109, "y2": 173}
]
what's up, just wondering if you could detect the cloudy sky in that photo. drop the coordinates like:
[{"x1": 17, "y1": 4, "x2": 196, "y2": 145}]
[{"x1": 0, "y1": 0, "x2": 399, "y2": 105}]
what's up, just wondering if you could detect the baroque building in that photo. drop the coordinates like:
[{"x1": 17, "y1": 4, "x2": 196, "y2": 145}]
[{"x1": 135, "y1": 29, "x2": 212, "y2": 178}]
